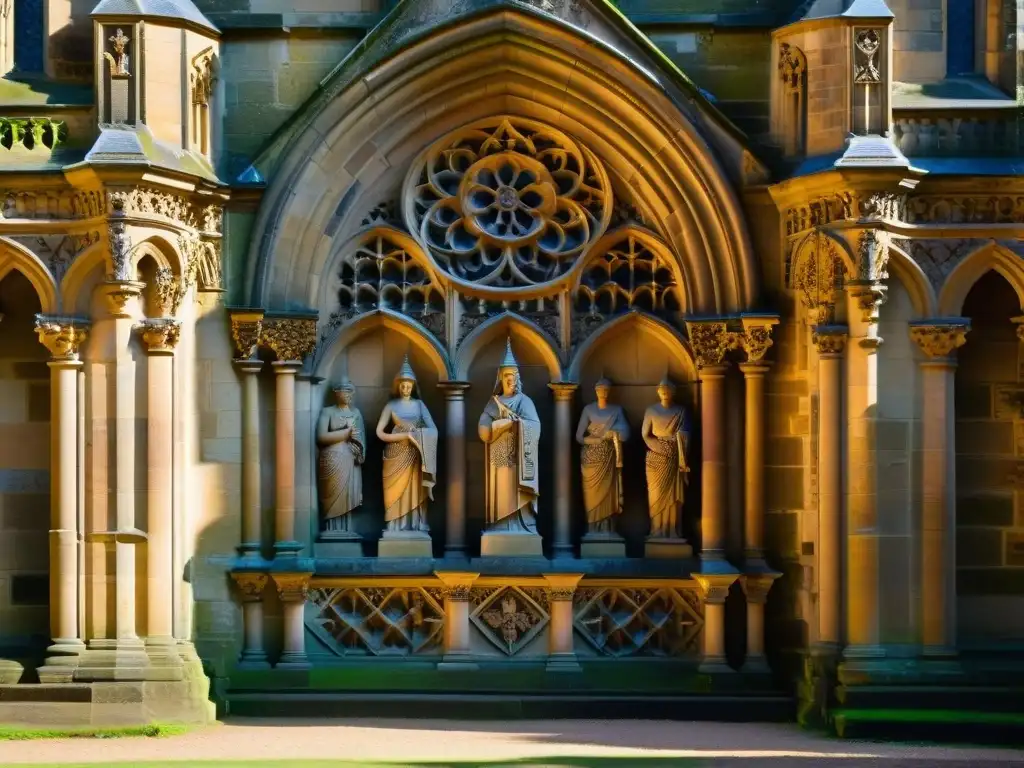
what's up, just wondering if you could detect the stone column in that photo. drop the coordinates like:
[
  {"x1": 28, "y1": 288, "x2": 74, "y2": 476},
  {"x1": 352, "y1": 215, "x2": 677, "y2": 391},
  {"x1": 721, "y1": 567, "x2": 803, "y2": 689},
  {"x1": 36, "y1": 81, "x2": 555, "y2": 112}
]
[
  {"x1": 231, "y1": 573, "x2": 269, "y2": 669},
  {"x1": 140, "y1": 319, "x2": 181, "y2": 648},
  {"x1": 437, "y1": 382, "x2": 471, "y2": 558},
  {"x1": 34, "y1": 317, "x2": 89, "y2": 677},
  {"x1": 262, "y1": 317, "x2": 317, "y2": 558},
  {"x1": 272, "y1": 573, "x2": 312, "y2": 669},
  {"x1": 812, "y1": 325, "x2": 848, "y2": 648},
  {"x1": 435, "y1": 571, "x2": 479, "y2": 670},
  {"x1": 741, "y1": 574, "x2": 776, "y2": 673},
  {"x1": 230, "y1": 312, "x2": 265, "y2": 561},
  {"x1": 694, "y1": 573, "x2": 737, "y2": 674},
  {"x1": 910, "y1": 321, "x2": 968, "y2": 656},
  {"x1": 103, "y1": 281, "x2": 147, "y2": 648},
  {"x1": 543, "y1": 573, "x2": 583, "y2": 672},
  {"x1": 549, "y1": 383, "x2": 578, "y2": 559},
  {"x1": 686, "y1": 321, "x2": 731, "y2": 561},
  {"x1": 844, "y1": 282, "x2": 887, "y2": 658}
]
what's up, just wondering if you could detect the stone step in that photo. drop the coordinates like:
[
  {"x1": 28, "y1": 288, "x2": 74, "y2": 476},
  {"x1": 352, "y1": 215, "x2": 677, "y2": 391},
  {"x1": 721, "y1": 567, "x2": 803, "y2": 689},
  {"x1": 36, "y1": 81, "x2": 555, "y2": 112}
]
[
  {"x1": 225, "y1": 691, "x2": 795, "y2": 721},
  {"x1": 834, "y1": 709, "x2": 1024, "y2": 745},
  {"x1": 836, "y1": 684, "x2": 1024, "y2": 712}
]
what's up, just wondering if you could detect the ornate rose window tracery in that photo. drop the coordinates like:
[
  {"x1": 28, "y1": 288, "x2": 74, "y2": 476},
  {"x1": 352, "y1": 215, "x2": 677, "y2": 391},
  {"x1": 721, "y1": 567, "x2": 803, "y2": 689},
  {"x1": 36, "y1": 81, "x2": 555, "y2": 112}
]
[{"x1": 403, "y1": 118, "x2": 612, "y2": 296}]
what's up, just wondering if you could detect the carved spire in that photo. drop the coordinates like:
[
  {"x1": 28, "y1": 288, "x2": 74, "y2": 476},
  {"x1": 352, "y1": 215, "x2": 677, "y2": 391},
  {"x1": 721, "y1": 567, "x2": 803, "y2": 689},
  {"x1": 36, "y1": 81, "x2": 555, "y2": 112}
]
[{"x1": 499, "y1": 337, "x2": 519, "y2": 371}]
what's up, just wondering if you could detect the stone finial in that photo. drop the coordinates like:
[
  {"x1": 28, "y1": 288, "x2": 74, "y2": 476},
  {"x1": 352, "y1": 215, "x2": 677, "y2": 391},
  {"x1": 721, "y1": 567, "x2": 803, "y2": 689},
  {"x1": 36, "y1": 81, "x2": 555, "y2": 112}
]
[
  {"x1": 909, "y1": 322, "x2": 970, "y2": 359},
  {"x1": 271, "y1": 573, "x2": 312, "y2": 603},
  {"x1": 685, "y1": 321, "x2": 730, "y2": 368},
  {"x1": 35, "y1": 316, "x2": 89, "y2": 361},
  {"x1": 811, "y1": 325, "x2": 848, "y2": 356},
  {"x1": 140, "y1": 318, "x2": 182, "y2": 353},
  {"x1": 262, "y1": 317, "x2": 317, "y2": 363},
  {"x1": 229, "y1": 310, "x2": 264, "y2": 360}
]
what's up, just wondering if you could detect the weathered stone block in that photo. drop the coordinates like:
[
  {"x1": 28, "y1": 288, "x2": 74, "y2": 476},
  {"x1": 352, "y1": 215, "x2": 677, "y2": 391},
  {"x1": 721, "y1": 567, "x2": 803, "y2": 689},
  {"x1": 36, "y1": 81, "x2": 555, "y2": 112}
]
[
  {"x1": 958, "y1": 494, "x2": 1015, "y2": 527},
  {"x1": 955, "y1": 384, "x2": 991, "y2": 418},
  {"x1": 766, "y1": 466, "x2": 804, "y2": 510},
  {"x1": 766, "y1": 436, "x2": 803, "y2": 466},
  {"x1": 956, "y1": 528, "x2": 1005, "y2": 567}
]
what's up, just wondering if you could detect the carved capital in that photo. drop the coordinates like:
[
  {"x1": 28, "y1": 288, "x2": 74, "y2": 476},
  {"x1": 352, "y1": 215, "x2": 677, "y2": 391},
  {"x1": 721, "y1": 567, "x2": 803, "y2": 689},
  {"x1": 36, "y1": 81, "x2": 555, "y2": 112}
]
[
  {"x1": 437, "y1": 381, "x2": 471, "y2": 400},
  {"x1": 739, "y1": 315, "x2": 780, "y2": 363},
  {"x1": 139, "y1": 318, "x2": 181, "y2": 353},
  {"x1": 271, "y1": 572, "x2": 312, "y2": 603},
  {"x1": 434, "y1": 571, "x2": 480, "y2": 602},
  {"x1": 812, "y1": 325, "x2": 848, "y2": 356},
  {"x1": 101, "y1": 280, "x2": 144, "y2": 318},
  {"x1": 231, "y1": 572, "x2": 268, "y2": 602},
  {"x1": 35, "y1": 316, "x2": 89, "y2": 361},
  {"x1": 542, "y1": 573, "x2": 583, "y2": 602},
  {"x1": 548, "y1": 382, "x2": 578, "y2": 402},
  {"x1": 693, "y1": 574, "x2": 737, "y2": 604},
  {"x1": 741, "y1": 573, "x2": 780, "y2": 605},
  {"x1": 262, "y1": 317, "x2": 317, "y2": 363},
  {"x1": 910, "y1": 322, "x2": 969, "y2": 359},
  {"x1": 686, "y1": 321, "x2": 730, "y2": 368},
  {"x1": 229, "y1": 310, "x2": 264, "y2": 360}
]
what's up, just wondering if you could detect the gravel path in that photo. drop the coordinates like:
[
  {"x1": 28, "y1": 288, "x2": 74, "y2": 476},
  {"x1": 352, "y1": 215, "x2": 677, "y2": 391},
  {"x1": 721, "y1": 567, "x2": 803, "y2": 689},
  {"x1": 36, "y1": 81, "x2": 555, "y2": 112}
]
[{"x1": 1, "y1": 719, "x2": 1023, "y2": 766}]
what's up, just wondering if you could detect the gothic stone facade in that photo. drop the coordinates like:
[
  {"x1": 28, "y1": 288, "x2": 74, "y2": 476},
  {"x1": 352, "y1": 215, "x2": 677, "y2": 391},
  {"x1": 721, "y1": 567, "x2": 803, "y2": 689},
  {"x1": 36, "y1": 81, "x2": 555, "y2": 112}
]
[{"x1": 0, "y1": 0, "x2": 1022, "y2": 730}]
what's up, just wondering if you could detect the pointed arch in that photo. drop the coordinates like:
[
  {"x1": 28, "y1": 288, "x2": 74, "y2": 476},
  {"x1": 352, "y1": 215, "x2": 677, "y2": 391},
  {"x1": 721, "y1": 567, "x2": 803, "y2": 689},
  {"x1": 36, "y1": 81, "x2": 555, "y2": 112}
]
[
  {"x1": 567, "y1": 310, "x2": 696, "y2": 383},
  {"x1": 0, "y1": 236, "x2": 59, "y2": 313},
  {"x1": 887, "y1": 241, "x2": 937, "y2": 318},
  {"x1": 455, "y1": 312, "x2": 562, "y2": 382},
  {"x1": 314, "y1": 309, "x2": 451, "y2": 381},
  {"x1": 938, "y1": 241, "x2": 1024, "y2": 316}
]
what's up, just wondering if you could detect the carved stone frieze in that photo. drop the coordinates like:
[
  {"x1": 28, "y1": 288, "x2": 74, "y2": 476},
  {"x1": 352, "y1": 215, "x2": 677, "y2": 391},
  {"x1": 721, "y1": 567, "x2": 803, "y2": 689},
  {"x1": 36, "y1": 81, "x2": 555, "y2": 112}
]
[
  {"x1": 907, "y1": 196, "x2": 1024, "y2": 224},
  {"x1": 34, "y1": 316, "x2": 89, "y2": 360},
  {"x1": 687, "y1": 321, "x2": 730, "y2": 368},
  {"x1": 139, "y1": 318, "x2": 182, "y2": 352},
  {"x1": 308, "y1": 586, "x2": 444, "y2": 657},
  {"x1": 909, "y1": 323, "x2": 969, "y2": 359},
  {"x1": 0, "y1": 189, "x2": 103, "y2": 220},
  {"x1": 573, "y1": 587, "x2": 703, "y2": 657},
  {"x1": 106, "y1": 187, "x2": 224, "y2": 234},
  {"x1": 784, "y1": 191, "x2": 905, "y2": 239},
  {"x1": 262, "y1": 317, "x2": 318, "y2": 363},
  {"x1": 231, "y1": 572, "x2": 268, "y2": 601}
]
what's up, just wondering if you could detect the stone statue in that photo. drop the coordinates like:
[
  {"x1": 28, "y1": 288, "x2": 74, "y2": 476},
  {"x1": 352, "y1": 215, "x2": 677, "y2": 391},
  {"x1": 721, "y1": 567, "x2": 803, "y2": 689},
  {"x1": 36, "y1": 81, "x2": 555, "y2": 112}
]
[
  {"x1": 375, "y1": 356, "x2": 438, "y2": 533},
  {"x1": 477, "y1": 339, "x2": 542, "y2": 535},
  {"x1": 316, "y1": 378, "x2": 365, "y2": 534},
  {"x1": 641, "y1": 377, "x2": 690, "y2": 540},
  {"x1": 576, "y1": 377, "x2": 630, "y2": 534}
]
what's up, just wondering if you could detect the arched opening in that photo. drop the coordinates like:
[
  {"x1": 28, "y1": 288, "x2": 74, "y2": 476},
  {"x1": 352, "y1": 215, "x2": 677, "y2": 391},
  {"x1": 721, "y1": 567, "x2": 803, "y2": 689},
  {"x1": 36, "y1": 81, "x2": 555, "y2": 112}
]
[
  {"x1": 955, "y1": 270, "x2": 1024, "y2": 645},
  {"x1": 0, "y1": 269, "x2": 49, "y2": 675}
]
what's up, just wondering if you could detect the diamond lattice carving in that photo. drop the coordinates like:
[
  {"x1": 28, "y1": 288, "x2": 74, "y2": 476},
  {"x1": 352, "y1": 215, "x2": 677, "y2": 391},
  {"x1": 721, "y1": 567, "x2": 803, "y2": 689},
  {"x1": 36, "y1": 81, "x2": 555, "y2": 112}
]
[
  {"x1": 573, "y1": 587, "x2": 703, "y2": 657},
  {"x1": 308, "y1": 587, "x2": 445, "y2": 657},
  {"x1": 404, "y1": 117, "x2": 612, "y2": 294},
  {"x1": 470, "y1": 586, "x2": 549, "y2": 656}
]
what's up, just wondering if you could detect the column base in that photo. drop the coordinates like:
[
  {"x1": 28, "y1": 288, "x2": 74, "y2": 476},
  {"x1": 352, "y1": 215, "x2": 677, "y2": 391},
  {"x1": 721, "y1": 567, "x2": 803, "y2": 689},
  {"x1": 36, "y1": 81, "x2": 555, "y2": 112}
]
[
  {"x1": 843, "y1": 643, "x2": 887, "y2": 660},
  {"x1": 36, "y1": 639, "x2": 86, "y2": 683},
  {"x1": 378, "y1": 531, "x2": 433, "y2": 558},
  {"x1": 273, "y1": 540, "x2": 305, "y2": 557},
  {"x1": 480, "y1": 531, "x2": 543, "y2": 558},
  {"x1": 237, "y1": 650, "x2": 271, "y2": 670},
  {"x1": 437, "y1": 653, "x2": 480, "y2": 671},
  {"x1": 551, "y1": 543, "x2": 576, "y2": 560},
  {"x1": 236, "y1": 542, "x2": 263, "y2": 560},
  {"x1": 314, "y1": 533, "x2": 363, "y2": 558},
  {"x1": 546, "y1": 652, "x2": 582, "y2": 673},
  {"x1": 698, "y1": 657, "x2": 735, "y2": 676},
  {"x1": 71, "y1": 639, "x2": 154, "y2": 682},
  {"x1": 581, "y1": 533, "x2": 625, "y2": 559},
  {"x1": 276, "y1": 652, "x2": 311, "y2": 670},
  {"x1": 742, "y1": 656, "x2": 773, "y2": 675},
  {"x1": 645, "y1": 537, "x2": 693, "y2": 559}
]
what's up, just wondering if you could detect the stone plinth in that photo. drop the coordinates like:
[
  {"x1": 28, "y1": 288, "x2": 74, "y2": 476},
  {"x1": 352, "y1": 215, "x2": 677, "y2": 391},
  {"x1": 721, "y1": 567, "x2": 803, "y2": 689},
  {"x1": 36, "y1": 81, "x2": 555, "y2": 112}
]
[
  {"x1": 314, "y1": 532, "x2": 363, "y2": 558},
  {"x1": 580, "y1": 533, "x2": 626, "y2": 558},
  {"x1": 378, "y1": 531, "x2": 433, "y2": 558},
  {"x1": 480, "y1": 531, "x2": 543, "y2": 557},
  {"x1": 645, "y1": 538, "x2": 693, "y2": 559}
]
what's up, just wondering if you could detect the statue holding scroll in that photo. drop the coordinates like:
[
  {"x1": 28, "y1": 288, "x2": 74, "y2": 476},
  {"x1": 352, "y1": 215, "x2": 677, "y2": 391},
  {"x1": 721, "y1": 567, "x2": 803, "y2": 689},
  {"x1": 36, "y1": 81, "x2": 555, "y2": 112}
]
[
  {"x1": 576, "y1": 377, "x2": 630, "y2": 535},
  {"x1": 641, "y1": 378, "x2": 690, "y2": 540},
  {"x1": 477, "y1": 339, "x2": 542, "y2": 536},
  {"x1": 316, "y1": 379, "x2": 365, "y2": 533},
  {"x1": 375, "y1": 356, "x2": 438, "y2": 533}
]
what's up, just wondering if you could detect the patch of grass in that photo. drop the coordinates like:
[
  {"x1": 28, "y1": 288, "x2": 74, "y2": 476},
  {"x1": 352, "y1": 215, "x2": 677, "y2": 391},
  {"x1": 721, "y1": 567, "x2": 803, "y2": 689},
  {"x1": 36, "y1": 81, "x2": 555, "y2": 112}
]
[
  {"x1": 0, "y1": 722, "x2": 190, "y2": 740},
  {"x1": 834, "y1": 708, "x2": 1024, "y2": 724}
]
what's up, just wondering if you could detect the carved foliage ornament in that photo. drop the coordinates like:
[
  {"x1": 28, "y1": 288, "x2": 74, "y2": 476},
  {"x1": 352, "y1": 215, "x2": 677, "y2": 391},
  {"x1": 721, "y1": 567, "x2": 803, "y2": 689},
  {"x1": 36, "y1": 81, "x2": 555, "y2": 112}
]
[
  {"x1": 812, "y1": 326, "x2": 847, "y2": 355},
  {"x1": 471, "y1": 586, "x2": 548, "y2": 655},
  {"x1": 910, "y1": 324, "x2": 969, "y2": 359},
  {"x1": 230, "y1": 314, "x2": 263, "y2": 360},
  {"x1": 35, "y1": 317, "x2": 88, "y2": 360},
  {"x1": 140, "y1": 318, "x2": 182, "y2": 352},
  {"x1": 687, "y1": 321, "x2": 730, "y2": 368},
  {"x1": 262, "y1": 317, "x2": 317, "y2": 362},
  {"x1": 405, "y1": 117, "x2": 612, "y2": 293},
  {"x1": 231, "y1": 572, "x2": 268, "y2": 600},
  {"x1": 790, "y1": 230, "x2": 844, "y2": 320}
]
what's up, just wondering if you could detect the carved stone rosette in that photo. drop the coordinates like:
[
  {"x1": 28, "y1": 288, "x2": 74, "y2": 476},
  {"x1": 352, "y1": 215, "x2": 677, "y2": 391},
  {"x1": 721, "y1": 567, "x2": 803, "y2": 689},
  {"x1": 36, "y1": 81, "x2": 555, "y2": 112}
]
[
  {"x1": 812, "y1": 325, "x2": 848, "y2": 356},
  {"x1": 35, "y1": 316, "x2": 89, "y2": 361},
  {"x1": 686, "y1": 321, "x2": 730, "y2": 368},
  {"x1": 272, "y1": 573, "x2": 312, "y2": 603},
  {"x1": 262, "y1": 317, "x2": 317, "y2": 363},
  {"x1": 231, "y1": 572, "x2": 268, "y2": 603},
  {"x1": 909, "y1": 322, "x2": 970, "y2": 360},
  {"x1": 229, "y1": 310, "x2": 265, "y2": 360},
  {"x1": 139, "y1": 318, "x2": 182, "y2": 353}
]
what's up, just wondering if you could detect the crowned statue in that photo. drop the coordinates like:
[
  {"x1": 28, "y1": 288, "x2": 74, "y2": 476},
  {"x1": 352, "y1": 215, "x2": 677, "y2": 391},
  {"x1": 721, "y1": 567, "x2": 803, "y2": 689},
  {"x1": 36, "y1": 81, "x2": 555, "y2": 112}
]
[
  {"x1": 316, "y1": 378, "x2": 366, "y2": 537},
  {"x1": 375, "y1": 356, "x2": 438, "y2": 536},
  {"x1": 477, "y1": 339, "x2": 542, "y2": 552},
  {"x1": 576, "y1": 378, "x2": 630, "y2": 536},
  {"x1": 641, "y1": 377, "x2": 690, "y2": 543}
]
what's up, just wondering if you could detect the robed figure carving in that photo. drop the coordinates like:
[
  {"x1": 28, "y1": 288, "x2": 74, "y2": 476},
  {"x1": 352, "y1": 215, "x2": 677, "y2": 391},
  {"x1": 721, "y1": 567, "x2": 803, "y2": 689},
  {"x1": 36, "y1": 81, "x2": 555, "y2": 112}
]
[
  {"x1": 375, "y1": 357, "x2": 438, "y2": 533},
  {"x1": 477, "y1": 339, "x2": 542, "y2": 535},
  {"x1": 576, "y1": 378, "x2": 630, "y2": 534},
  {"x1": 642, "y1": 378, "x2": 690, "y2": 540},
  {"x1": 316, "y1": 379, "x2": 366, "y2": 533}
]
